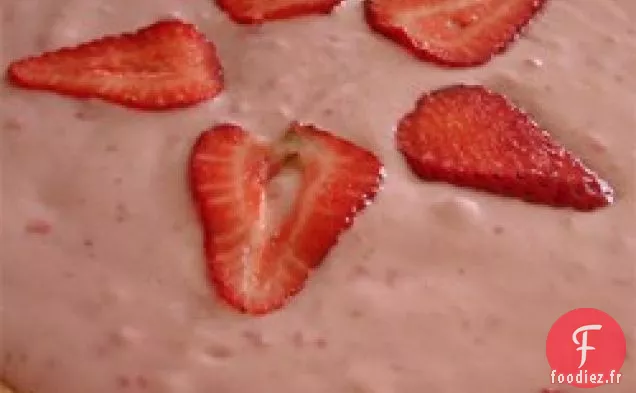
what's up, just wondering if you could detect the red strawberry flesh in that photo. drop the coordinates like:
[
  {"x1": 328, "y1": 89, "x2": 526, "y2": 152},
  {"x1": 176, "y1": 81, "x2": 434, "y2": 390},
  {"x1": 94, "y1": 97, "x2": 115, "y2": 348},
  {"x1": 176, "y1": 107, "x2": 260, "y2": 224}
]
[
  {"x1": 364, "y1": 0, "x2": 548, "y2": 67},
  {"x1": 215, "y1": 0, "x2": 344, "y2": 24},
  {"x1": 7, "y1": 20, "x2": 224, "y2": 110},
  {"x1": 190, "y1": 123, "x2": 383, "y2": 315},
  {"x1": 396, "y1": 85, "x2": 614, "y2": 210}
]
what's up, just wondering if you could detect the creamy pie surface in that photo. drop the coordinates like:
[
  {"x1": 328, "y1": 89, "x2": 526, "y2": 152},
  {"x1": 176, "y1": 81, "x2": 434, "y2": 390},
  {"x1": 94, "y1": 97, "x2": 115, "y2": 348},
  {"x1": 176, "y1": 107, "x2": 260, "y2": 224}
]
[{"x1": 1, "y1": 0, "x2": 635, "y2": 392}]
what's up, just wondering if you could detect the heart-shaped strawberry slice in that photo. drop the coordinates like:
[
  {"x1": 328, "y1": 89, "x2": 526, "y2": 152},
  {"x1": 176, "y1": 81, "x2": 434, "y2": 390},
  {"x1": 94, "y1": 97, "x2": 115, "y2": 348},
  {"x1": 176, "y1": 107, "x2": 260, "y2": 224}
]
[{"x1": 190, "y1": 123, "x2": 384, "y2": 314}]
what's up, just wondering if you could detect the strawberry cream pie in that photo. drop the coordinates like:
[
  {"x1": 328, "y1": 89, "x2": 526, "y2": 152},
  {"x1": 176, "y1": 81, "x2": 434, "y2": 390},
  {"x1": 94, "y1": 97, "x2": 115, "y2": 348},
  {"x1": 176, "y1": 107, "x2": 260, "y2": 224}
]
[{"x1": 1, "y1": 0, "x2": 635, "y2": 392}]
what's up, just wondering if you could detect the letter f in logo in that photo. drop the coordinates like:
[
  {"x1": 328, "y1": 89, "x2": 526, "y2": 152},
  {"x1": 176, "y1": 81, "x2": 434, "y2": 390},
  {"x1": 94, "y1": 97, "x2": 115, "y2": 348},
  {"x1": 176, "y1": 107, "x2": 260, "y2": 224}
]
[{"x1": 572, "y1": 324, "x2": 603, "y2": 368}]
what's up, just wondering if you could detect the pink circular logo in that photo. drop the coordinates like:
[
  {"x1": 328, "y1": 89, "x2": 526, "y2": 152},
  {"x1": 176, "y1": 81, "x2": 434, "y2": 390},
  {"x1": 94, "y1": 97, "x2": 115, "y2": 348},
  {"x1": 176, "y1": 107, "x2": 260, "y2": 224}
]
[{"x1": 546, "y1": 308, "x2": 626, "y2": 388}]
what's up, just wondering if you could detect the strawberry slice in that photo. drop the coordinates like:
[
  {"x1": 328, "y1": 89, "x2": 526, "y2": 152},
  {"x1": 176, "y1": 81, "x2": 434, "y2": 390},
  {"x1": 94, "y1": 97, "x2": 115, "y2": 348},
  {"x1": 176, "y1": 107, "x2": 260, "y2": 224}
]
[
  {"x1": 396, "y1": 85, "x2": 614, "y2": 210},
  {"x1": 215, "y1": 0, "x2": 344, "y2": 24},
  {"x1": 364, "y1": 0, "x2": 547, "y2": 67},
  {"x1": 7, "y1": 20, "x2": 224, "y2": 110},
  {"x1": 190, "y1": 122, "x2": 383, "y2": 314}
]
